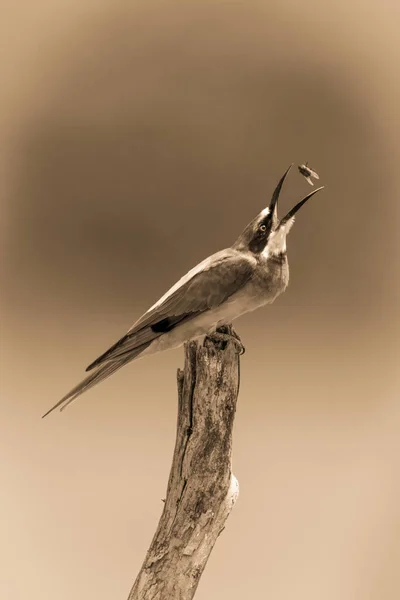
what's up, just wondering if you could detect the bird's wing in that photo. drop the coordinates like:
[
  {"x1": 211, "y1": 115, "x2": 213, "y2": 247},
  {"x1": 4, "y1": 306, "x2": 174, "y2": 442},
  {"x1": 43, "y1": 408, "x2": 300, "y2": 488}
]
[{"x1": 86, "y1": 248, "x2": 256, "y2": 370}]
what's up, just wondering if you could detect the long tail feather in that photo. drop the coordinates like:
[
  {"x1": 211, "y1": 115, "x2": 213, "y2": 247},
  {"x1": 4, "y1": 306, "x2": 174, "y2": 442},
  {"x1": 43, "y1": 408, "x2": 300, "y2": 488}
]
[
  {"x1": 42, "y1": 343, "x2": 150, "y2": 418},
  {"x1": 85, "y1": 326, "x2": 162, "y2": 372}
]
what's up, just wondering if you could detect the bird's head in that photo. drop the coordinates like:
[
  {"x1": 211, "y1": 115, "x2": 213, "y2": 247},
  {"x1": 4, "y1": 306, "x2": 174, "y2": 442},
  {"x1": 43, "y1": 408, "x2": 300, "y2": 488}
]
[{"x1": 233, "y1": 164, "x2": 324, "y2": 258}]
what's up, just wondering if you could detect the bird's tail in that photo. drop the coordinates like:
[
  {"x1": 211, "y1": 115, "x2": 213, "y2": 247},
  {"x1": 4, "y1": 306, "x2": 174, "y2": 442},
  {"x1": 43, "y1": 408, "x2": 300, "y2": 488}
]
[{"x1": 42, "y1": 344, "x2": 149, "y2": 418}]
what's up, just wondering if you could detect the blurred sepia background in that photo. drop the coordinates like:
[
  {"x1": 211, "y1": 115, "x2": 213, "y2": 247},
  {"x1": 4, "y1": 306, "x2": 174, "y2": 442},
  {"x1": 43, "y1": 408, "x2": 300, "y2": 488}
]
[{"x1": 1, "y1": 1, "x2": 399, "y2": 599}]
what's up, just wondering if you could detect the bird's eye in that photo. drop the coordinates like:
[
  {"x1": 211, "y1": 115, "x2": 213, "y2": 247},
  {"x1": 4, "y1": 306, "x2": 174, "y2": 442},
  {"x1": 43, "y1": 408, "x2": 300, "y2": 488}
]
[{"x1": 259, "y1": 224, "x2": 267, "y2": 232}]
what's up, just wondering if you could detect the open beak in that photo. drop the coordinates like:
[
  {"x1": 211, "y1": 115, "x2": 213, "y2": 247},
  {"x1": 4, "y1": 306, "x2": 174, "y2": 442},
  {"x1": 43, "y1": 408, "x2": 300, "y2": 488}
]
[
  {"x1": 268, "y1": 164, "x2": 293, "y2": 219},
  {"x1": 279, "y1": 186, "x2": 325, "y2": 228}
]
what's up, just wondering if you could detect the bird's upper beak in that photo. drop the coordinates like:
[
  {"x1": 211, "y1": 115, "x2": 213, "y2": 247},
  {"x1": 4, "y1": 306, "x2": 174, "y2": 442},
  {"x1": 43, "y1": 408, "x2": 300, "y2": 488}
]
[
  {"x1": 268, "y1": 164, "x2": 293, "y2": 225},
  {"x1": 269, "y1": 164, "x2": 324, "y2": 232}
]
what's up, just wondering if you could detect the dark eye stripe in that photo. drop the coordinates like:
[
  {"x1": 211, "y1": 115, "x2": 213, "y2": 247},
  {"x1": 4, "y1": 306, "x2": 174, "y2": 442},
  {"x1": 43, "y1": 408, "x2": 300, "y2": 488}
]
[{"x1": 249, "y1": 218, "x2": 272, "y2": 253}]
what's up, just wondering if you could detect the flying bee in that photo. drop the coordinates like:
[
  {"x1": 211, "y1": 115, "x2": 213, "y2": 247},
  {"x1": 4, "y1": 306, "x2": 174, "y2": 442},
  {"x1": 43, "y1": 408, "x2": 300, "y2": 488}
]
[{"x1": 298, "y1": 162, "x2": 320, "y2": 186}]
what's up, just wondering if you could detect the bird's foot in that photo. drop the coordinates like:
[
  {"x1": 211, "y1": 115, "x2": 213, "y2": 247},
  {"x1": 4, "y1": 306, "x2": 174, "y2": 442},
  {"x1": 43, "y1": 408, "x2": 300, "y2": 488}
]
[
  {"x1": 208, "y1": 325, "x2": 245, "y2": 355},
  {"x1": 229, "y1": 326, "x2": 245, "y2": 350}
]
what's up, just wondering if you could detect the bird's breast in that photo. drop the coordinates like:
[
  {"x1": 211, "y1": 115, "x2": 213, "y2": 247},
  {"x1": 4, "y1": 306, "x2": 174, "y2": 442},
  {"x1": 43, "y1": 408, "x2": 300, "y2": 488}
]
[
  {"x1": 247, "y1": 252, "x2": 289, "y2": 306},
  {"x1": 212, "y1": 252, "x2": 289, "y2": 320}
]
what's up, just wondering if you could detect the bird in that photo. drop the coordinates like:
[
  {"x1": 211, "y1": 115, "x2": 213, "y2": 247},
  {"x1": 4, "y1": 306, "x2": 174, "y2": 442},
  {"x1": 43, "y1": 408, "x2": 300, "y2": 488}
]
[
  {"x1": 42, "y1": 165, "x2": 324, "y2": 417},
  {"x1": 298, "y1": 162, "x2": 320, "y2": 186}
]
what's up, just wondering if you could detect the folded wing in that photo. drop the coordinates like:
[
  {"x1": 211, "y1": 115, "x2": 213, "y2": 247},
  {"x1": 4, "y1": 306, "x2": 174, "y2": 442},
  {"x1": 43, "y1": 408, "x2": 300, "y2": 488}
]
[{"x1": 86, "y1": 248, "x2": 256, "y2": 371}]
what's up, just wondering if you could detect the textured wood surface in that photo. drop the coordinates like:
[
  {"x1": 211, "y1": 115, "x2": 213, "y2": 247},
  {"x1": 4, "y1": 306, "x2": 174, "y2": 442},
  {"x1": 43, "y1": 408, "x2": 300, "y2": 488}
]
[{"x1": 127, "y1": 325, "x2": 241, "y2": 600}]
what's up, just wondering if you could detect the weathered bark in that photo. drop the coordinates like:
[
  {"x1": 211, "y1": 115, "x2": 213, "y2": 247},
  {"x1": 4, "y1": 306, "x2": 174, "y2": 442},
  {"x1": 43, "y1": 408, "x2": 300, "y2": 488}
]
[{"x1": 127, "y1": 325, "x2": 241, "y2": 600}]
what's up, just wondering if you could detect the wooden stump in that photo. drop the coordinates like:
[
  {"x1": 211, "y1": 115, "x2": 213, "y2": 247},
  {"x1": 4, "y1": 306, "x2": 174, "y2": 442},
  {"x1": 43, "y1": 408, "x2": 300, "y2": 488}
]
[{"x1": 127, "y1": 325, "x2": 241, "y2": 600}]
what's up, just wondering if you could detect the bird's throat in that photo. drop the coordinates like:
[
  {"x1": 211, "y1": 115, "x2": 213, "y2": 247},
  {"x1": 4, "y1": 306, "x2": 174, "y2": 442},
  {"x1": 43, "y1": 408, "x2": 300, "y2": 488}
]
[{"x1": 261, "y1": 231, "x2": 287, "y2": 260}]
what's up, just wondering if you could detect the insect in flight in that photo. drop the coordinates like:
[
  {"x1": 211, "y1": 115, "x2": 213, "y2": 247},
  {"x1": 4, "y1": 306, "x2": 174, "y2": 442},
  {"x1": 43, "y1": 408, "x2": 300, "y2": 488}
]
[{"x1": 298, "y1": 162, "x2": 320, "y2": 186}]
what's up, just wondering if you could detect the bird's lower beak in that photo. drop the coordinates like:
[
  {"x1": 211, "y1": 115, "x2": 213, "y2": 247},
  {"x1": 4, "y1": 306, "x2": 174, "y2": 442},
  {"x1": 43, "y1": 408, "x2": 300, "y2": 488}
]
[{"x1": 279, "y1": 186, "x2": 324, "y2": 228}]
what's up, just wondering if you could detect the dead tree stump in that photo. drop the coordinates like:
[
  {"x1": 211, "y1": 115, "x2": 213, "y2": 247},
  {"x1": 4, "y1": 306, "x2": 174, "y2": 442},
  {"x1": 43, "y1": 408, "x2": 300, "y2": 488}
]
[{"x1": 127, "y1": 325, "x2": 241, "y2": 600}]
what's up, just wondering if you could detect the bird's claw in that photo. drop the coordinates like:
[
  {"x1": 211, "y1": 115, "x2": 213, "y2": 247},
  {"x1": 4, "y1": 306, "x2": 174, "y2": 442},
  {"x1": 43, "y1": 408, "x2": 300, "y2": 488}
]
[
  {"x1": 229, "y1": 326, "x2": 245, "y2": 354},
  {"x1": 208, "y1": 326, "x2": 245, "y2": 355}
]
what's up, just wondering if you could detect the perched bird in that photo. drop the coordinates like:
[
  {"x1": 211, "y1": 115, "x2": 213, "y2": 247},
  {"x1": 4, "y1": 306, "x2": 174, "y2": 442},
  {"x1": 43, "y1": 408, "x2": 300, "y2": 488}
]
[
  {"x1": 298, "y1": 162, "x2": 320, "y2": 186},
  {"x1": 42, "y1": 165, "x2": 323, "y2": 417}
]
